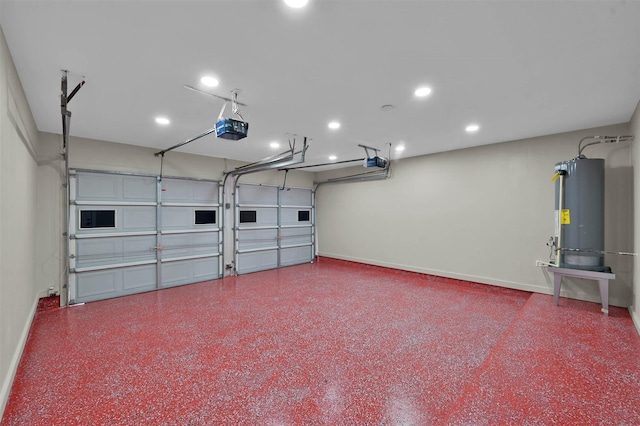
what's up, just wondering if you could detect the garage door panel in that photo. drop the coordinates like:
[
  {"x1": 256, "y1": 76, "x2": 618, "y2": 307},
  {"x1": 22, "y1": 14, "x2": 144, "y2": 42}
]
[
  {"x1": 237, "y1": 250, "x2": 278, "y2": 274},
  {"x1": 238, "y1": 208, "x2": 276, "y2": 227},
  {"x1": 162, "y1": 232, "x2": 219, "y2": 259},
  {"x1": 280, "y1": 246, "x2": 313, "y2": 266},
  {"x1": 162, "y1": 207, "x2": 218, "y2": 230},
  {"x1": 280, "y1": 188, "x2": 312, "y2": 206},
  {"x1": 75, "y1": 206, "x2": 157, "y2": 234},
  {"x1": 193, "y1": 257, "x2": 219, "y2": 279},
  {"x1": 122, "y1": 177, "x2": 157, "y2": 201},
  {"x1": 191, "y1": 181, "x2": 220, "y2": 203},
  {"x1": 238, "y1": 229, "x2": 278, "y2": 250},
  {"x1": 76, "y1": 265, "x2": 157, "y2": 303},
  {"x1": 238, "y1": 185, "x2": 278, "y2": 205},
  {"x1": 161, "y1": 257, "x2": 219, "y2": 288},
  {"x1": 281, "y1": 208, "x2": 311, "y2": 226},
  {"x1": 161, "y1": 179, "x2": 193, "y2": 202},
  {"x1": 122, "y1": 265, "x2": 157, "y2": 291},
  {"x1": 191, "y1": 232, "x2": 220, "y2": 254},
  {"x1": 76, "y1": 235, "x2": 156, "y2": 268},
  {"x1": 76, "y1": 173, "x2": 155, "y2": 202},
  {"x1": 77, "y1": 174, "x2": 118, "y2": 200},
  {"x1": 280, "y1": 228, "x2": 312, "y2": 246},
  {"x1": 122, "y1": 207, "x2": 156, "y2": 230},
  {"x1": 161, "y1": 207, "x2": 190, "y2": 229},
  {"x1": 162, "y1": 179, "x2": 219, "y2": 203},
  {"x1": 74, "y1": 205, "x2": 156, "y2": 235},
  {"x1": 76, "y1": 270, "x2": 118, "y2": 299}
]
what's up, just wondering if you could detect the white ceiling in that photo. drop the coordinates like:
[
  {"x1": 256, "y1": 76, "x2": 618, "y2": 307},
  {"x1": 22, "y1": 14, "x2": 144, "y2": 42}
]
[{"x1": 1, "y1": 1, "x2": 639, "y2": 170}]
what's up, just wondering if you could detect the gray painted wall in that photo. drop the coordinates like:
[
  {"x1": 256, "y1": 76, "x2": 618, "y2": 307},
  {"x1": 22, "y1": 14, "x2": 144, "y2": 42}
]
[
  {"x1": 630, "y1": 100, "x2": 640, "y2": 331},
  {"x1": 0, "y1": 26, "x2": 42, "y2": 416},
  {"x1": 316, "y1": 124, "x2": 633, "y2": 308}
]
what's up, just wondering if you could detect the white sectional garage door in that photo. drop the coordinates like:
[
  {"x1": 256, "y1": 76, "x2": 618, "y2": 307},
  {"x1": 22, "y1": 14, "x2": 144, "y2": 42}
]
[
  {"x1": 68, "y1": 170, "x2": 221, "y2": 303},
  {"x1": 159, "y1": 178, "x2": 221, "y2": 288},
  {"x1": 279, "y1": 187, "x2": 314, "y2": 267},
  {"x1": 235, "y1": 184, "x2": 314, "y2": 274}
]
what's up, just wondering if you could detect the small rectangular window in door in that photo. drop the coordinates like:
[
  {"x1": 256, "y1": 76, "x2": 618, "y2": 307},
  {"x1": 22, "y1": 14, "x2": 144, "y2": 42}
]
[
  {"x1": 195, "y1": 210, "x2": 216, "y2": 225},
  {"x1": 239, "y1": 210, "x2": 257, "y2": 223},
  {"x1": 80, "y1": 210, "x2": 116, "y2": 229},
  {"x1": 298, "y1": 210, "x2": 310, "y2": 222}
]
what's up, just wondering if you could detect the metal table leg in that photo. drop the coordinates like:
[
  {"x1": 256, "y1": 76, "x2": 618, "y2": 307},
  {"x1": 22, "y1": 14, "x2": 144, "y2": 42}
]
[
  {"x1": 598, "y1": 279, "x2": 609, "y2": 316},
  {"x1": 553, "y1": 273, "x2": 562, "y2": 306}
]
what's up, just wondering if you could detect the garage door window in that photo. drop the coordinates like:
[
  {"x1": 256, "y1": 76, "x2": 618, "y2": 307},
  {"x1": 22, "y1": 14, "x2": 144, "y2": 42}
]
[
  {"x1": 240, "y1": 210, "x2": 257, "y2": 223},
  {"x1": 80, "y1": 210, "x2": 116, "y2": 229},
  {"x1": 298, "y1": 210, "x2": 310, "y2": 222},
  {"x1": 195, "y1": 210, "x2": 216, "y2": 225}
]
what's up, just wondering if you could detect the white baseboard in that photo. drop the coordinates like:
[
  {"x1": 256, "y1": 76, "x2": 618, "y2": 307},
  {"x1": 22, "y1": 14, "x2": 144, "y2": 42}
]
[
  {"x1": 318, "y1": 253, "x2": 546, "y2": 293},
  {"x1": 630, "y1": 306, "x2": 640, "y2": 335},
  {"x1": 318, "y1": 253, "x2": 631, "y2": 307},
  {"x1": 0, "y1": 292, "x2": 41, "y2": 418}
]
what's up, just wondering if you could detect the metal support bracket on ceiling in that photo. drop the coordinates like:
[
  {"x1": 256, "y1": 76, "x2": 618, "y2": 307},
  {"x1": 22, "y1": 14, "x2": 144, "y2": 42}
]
[
  {"x1": 358, "y1": 144, "x2": 381, "y2": 158},
  {"x1": 61, "y1": 70, "x2": 85, "y2": 149}
]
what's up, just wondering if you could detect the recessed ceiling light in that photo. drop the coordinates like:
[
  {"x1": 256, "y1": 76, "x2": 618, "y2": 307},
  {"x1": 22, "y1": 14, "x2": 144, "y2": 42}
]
[
  {"x1": 270, "y1": 142, "x2": 280, "y2": 149},
  {"x1": 328, "y1": 121, "x2": 341, "y2": 130},
  {"x1": 395, "y1": 145, "x2": 405, "y2": 152},
  {"x1": 414, "y1": 87, "x2": 432, "y2": 97},
  {"x1": 200, "y1": 76, "x2": 219, "y2": 87},
  {"x1": 329, "y1": 155, "x2": 337, "y2": 161},
  {"x1": 466, "y1": 124, "x2": 480, "y2": 132},
  {"x1": 155, "y1": 116, "x2": 170, "y2": 125},
  {"x1": 284, "y1": 0, "x2": 308, "y2": 8}
]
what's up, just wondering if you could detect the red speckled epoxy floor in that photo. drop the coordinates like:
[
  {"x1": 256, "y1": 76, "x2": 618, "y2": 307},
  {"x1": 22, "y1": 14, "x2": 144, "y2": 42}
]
[{"x1": 2, "y1": 258, "x2": 639, "y2": 425}]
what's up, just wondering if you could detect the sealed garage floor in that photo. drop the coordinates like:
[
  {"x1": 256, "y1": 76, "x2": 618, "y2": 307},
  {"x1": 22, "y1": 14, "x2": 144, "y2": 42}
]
[{"x1": 2, "y1": 258, "x2": 639, "y2": 425}]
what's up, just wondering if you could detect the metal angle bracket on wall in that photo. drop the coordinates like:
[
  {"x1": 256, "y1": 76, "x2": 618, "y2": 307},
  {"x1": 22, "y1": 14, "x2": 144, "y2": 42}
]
[{"x1": 60, "y1": 70, "x2": 86, "y2": 149}]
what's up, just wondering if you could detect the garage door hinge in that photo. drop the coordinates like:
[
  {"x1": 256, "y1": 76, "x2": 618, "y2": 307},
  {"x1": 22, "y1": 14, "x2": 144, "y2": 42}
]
[{"x1": 69, "y1": 254, "x2": 76, "y2": 259}]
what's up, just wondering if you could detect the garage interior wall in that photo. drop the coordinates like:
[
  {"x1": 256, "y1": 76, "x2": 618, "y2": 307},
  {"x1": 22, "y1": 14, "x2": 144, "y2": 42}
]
[
  {"x1": 316, "y1": 123, "x2": 634, "y2": 308},
  {"x1": 631, "y1": 99, "x2": 640, "y2": 329},
  {"x1": 0, "y1": 27, "x2": 42, "y2": 414}
]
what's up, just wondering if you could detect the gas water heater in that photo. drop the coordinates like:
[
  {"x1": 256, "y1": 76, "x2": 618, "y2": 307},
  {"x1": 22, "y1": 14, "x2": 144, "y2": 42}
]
[
  {"x1": 549, "y1": 134, "x2": 635, "y2": 272},
  {"x1": 554, "y1": 157, "x2": 607, "y2": 272}
]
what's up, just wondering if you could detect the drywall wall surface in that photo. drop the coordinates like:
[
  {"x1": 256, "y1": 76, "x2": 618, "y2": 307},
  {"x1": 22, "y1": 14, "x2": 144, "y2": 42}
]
[
  {"x1": 0, "y1": 25, "x2": 41, "y2": 418},
  {"x1": 38, "y1": 133, "x2": 314, "y2": 188},
  {"x1": 316, "y1": 124, "x2": 633, "y2": 307},
  {"x1": 631, "y1": 99, "x2": 640, "y2": 332}
]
